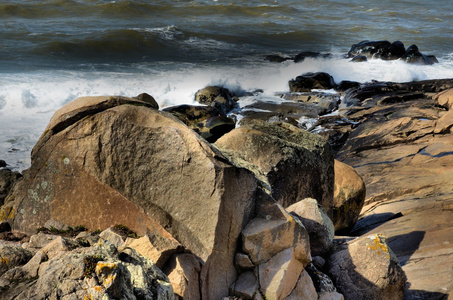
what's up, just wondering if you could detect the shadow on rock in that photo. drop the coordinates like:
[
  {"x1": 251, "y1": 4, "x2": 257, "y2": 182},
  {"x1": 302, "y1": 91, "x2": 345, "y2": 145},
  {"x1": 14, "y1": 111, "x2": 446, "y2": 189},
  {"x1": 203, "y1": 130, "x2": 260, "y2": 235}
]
[
  {"x1": 350, "y1": 212, "x2": 403, "y2": 236},
  {"x1": 386, "y1": 231, "x2": 425, "y2": 266}
]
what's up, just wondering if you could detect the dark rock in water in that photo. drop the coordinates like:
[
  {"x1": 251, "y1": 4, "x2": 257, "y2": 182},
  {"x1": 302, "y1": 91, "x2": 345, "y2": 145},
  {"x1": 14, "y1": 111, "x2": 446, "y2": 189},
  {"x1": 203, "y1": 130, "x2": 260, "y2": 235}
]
[
  {"x1": 403, "y1": 44, "x2": 437, "y2": 65},
  {"x1": 289, "y1": 72, "x2": 336, "y2": 92},
  {"x1": 195, "y1": 86, "x2": 238, "y2": 115},
  {"x1": 265, "y1": 54, "x2": 291, "y2": 63},
  {"x1": 294, "y1": 51, "x2": 332, "y2": 63},
  {"x1": 163, "y1": 104, "x2": 235, "y2": 142},
  {"x1": 133, "y1": 93, "x2": 159, "y2": 110},
  {"x1": 336, "y1": 80, "x2": 361, "y2": 91},
  {"x1": 381, "y1": 40, "x2": 406, "y2": 60},
  {"x1": 350, "y1": 55, "x2": 368, "y2": 62},
  {"x1": 347, "y1": 40, "x2": 392, "y2": 59},
  {"x1": 0, "y1": 160, "x2": 6, "y2": 168},
  {"x1": 0, "y1": 169, "x2": 22, "y2": 206}
]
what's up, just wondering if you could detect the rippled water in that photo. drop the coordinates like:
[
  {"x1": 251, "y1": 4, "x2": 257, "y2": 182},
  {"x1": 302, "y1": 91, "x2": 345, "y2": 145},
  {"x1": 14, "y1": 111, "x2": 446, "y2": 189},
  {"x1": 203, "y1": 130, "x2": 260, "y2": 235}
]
[{"x1": 1, "y1": 0, "x2": 453, "y2": 170}]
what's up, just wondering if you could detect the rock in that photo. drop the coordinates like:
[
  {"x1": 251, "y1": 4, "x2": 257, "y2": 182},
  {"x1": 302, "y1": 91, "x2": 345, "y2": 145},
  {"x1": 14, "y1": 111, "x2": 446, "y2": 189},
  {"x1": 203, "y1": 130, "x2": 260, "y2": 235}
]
[
  {"x1": 347, "y1": 40, "x2": 392, "y2": 59},
  {"x1": 120, "y1": 233, "x2": 182, "y2": 270},
  {"x1": 289, "y1": 72, "x2": 336, "y2": 92},
  {"x1": 294, "y1": 51, "x2": 332, "y2": 63},
  {"x1": 99, "y1": 227, "x2": 126, "y2": 248},
  {"x1": 0, "y1": 221, "x2": 11, "y2": 233},
  {"x1": 286, "y1": 198, "x2": 334, "y2": 256},
  {"x1": 350, "y1": 55, "x2": 367, "y2": 62},
  {"x1": 1, "y1": 95, "x2": 258, "y2": 300},
  {"x1": 286, "y1": 269, "x2": 318, "y2": 300},
  {"x1": 258, "y1": 248, "x2": 304, "y2": 299},
  {"x1": 335, "y1": 80, "x2": 361, "y2": 92},
  {"x1": 265, "y1": 54, "x2": 291, "y2": 63},
  {"x1": 133, "y1": 92, "x2": 159, "y2": 109},
  {"x1": 0, "y1": 168, "x2": 22, "y2": 206},
  {"x1": 241, "y1": 215, "x2": 311, "y2": 266},
  {"x1": 23, "y1": 232, "x2": 59, "y2": 253},
  {"x1": 230, "y1": 271, "x2": 259, "y2": 299},
  {"x1": 333, "y1": 160, "x2": 366, "y2": 233},
  {"x1": 234, "y1": 252, "x2": 254, "y2": 271},
  {"x1": 326, "y1": 234, "x2": 406, "y2": 300},
  {"x1": 381, "y1": 41, "x2": 406, "y2": 60},
  {"x1": 403, "y1": 44, "x2": 437, "y2": 65},
  {"x1": 194, "y1": 86, "x2": 237, "y2": 115},
  {"x1": 164, "y1": 253, "x2": 202, "y2": 299},
  {"x1": 0, "y1": 160, "x2": 6, "y2": 168},
  {"x1": 434, "y1": 87, "x2": 453, "y2": 109},
  {"x1": 41, "y1": 236, "x2": 79, "y2": 260},
  {"x1": 305, "y1": 263, "x2": 344, "y2": 300},
  {"x1": 162, "y1": 104, "x2": 235, "y2": 142},
  {"x1": 215, "y1": 119, "x2": 334, "y2": 217},
  {"x1": 0, "y1": 243, "x2": 33, "y2": 276},
  {"x1": 4, "y1": 240, "x2": 175, "y2": 300}
]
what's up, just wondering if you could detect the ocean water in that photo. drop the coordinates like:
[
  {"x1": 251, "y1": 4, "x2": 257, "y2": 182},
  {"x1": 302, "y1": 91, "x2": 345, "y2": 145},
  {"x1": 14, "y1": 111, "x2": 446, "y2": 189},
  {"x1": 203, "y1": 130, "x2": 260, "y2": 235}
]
[{"x1": 1, "y1": 0, "x2": 453, "y2": 171}]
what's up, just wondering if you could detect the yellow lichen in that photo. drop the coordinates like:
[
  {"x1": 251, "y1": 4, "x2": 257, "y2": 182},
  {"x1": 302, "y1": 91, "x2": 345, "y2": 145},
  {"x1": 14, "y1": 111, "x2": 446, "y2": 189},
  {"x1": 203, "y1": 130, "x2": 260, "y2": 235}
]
[
  {"x1": 93, "y1": 286, "x2": 102, "y2": 293},
  {"x1": 367, "y1": 234, "x2": 389, "y2": 255},
  {"x1": 1, "y1": 257, "x2": 9, "y2": 265}
]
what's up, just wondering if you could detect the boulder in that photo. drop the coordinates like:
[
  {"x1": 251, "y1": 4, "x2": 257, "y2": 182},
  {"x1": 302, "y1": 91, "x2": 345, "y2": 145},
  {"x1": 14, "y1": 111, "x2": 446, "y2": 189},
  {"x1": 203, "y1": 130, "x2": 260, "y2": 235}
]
[
  {"x1": 287, "y1": 198, "x2": 334, "y2": 256},
  {"x1": 194, "y1": 86, "x2": 237, "y2": 115},
  {"x1": 0, "y1": 169, "x2": 22, "y2": 206},
  {"x1": 241, "y1": 215, "x2": 311, "y2": 266},
  {"x1": 289, "y1": 72, "x2": 336, "y2": 92},
  {"x1": 215, "y1": 119, "x2": 334, "y2": 217},
  {"x1": 230, "y1": 271, "x2": 259, "y2": 299},
  {"x1": 347, "y1": 40, "x2": 392, "y2": 59},
  {"x1": 164, "y1": 253, "x2": 202, "y2": 300},
  {"x1": 99, "y1": 227, "x2": 126, "y2": 248},
  {"x1": 120, "y1": 234, "x2": 182, "y2": 270},
  {"x1": 306, "y1": 263, "x2": 344, "y2": 300},
  {"x1": 163, "y1": 104, "x2": 235, "y2": 142},
  {"x1": 350, "y1": 55, "x2": 367, "y2": 62},
  {"x1": 333, "y1": 160, "x2": 366, "y2": 233},
  {"x1": 234, "y1": 252, "x2": 254, "y2": 271},
  {"x1": 1, "y1": 95, "x2": 258, "y2": 300},
  {"x1": 133, "y1": 92, "x2": 159, "y2": 109},
  {"x1": 326, "y1": 234, "x2": 406, "y2": 300},
  {"x1": 286, "y1": 269, "x2": 318, "y2": 299},
  {"x1": 294, "y1": 51, "x2": 332, "y2": 63},
  {"x1": 0, "y1": 242, "x2": 33, "y2": 276},
  {"x1": 403, "y1": 44, "x2": 437, "y2": 65},
  {"x1": 0, "y1": 239, "x2": 174, "y2": 299},
  {"x1": 258, "y1": 248, "x2": 304, "y2": 299}
]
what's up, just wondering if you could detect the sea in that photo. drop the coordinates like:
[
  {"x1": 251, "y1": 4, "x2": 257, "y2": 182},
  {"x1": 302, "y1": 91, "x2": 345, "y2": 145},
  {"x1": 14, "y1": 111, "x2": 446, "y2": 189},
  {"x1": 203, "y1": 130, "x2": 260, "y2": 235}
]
[{"x1": 1, "y1": 0, "x2": 453, "y2": 171}]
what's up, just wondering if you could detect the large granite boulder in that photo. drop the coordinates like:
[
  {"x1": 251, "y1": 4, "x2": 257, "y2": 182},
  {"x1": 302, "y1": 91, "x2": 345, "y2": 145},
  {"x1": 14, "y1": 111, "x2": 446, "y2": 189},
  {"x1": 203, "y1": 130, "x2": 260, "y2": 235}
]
[
  {"x1": 326, "y1": 234, "x2": 406, "y2": 300},
  {"x1": 215, "y1": 119, "x2": 334, "y2": 217},
  {"x1": 0, "y1": 95, "x2": 258, "y2": 299}
]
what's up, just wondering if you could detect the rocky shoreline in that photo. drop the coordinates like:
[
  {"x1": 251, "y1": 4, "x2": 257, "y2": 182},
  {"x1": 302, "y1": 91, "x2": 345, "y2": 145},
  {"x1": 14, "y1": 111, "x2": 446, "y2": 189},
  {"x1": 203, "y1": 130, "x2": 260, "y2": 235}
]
[{"x1": 1, "y1": 44, "x2": 453, "y2": 299}]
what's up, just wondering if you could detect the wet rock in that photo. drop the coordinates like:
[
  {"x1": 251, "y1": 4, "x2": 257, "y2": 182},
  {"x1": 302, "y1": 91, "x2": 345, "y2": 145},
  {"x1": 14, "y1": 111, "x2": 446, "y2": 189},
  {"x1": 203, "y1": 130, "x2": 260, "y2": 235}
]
[
  {"x1": 381, "y1": 41, "x2": 406, "y2": 60},
  {"x1": 350, "y1": 55, "x2": 367, "y2": 62},
  {"x1": 287, "y1": 198, "x2": 334, "y2": 256},
  {"x1": 347, "y1": 40, "x2": 392, "y2": 59},
  {"x1": 294, "y1": 51, "x2": 332, "y2": 63},
  {"x1": 336, "y1": 80, "x2": 360, "y2": 92},
  {"x1": 265, "y1": 54, "x2": 291, "y2": 62},
  {"x1": 333, "y1": 160, "x2": 366, "y2": 233},
  {"x1": 162, "y1": 104, "x2": 235, "y2": 142},
  {"x1": 194, "y1": 86, "x2": 238, "y2": 115},
  {"x1": 403, "y1": 44, "x2": 437, "y2": 65},
  {"x1": 326, "y1": 234, "x2": 406, "y2": 300},
  {"x1": 0, "y1": 160, "x2": 6, "y2": 168},
  {"x1": 215, "y1": 119, "x2": 334, "y2": 216},
  {"x1": 289, "y1": 72, "x2": 336, "y2": 92}
]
